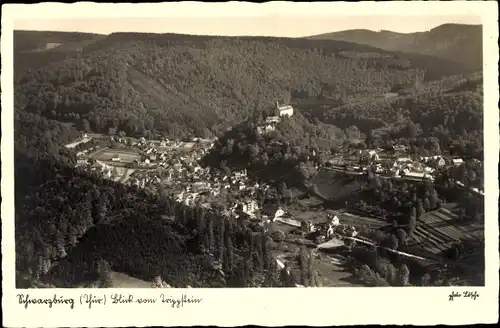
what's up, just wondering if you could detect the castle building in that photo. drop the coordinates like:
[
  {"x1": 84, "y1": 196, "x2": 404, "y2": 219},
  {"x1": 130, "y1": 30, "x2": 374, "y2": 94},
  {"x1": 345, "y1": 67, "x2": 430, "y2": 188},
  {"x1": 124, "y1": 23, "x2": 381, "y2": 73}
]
[{"x1": 275, "y1": 101, "x2": 294, "y2": 117}]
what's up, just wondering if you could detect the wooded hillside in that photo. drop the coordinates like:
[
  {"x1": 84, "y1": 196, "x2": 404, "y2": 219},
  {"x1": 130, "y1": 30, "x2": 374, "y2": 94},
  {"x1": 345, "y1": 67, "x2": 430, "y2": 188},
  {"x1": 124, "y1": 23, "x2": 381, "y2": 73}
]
[{"x1": 15, "y1": 31, "x2": 472, "y2": 140}]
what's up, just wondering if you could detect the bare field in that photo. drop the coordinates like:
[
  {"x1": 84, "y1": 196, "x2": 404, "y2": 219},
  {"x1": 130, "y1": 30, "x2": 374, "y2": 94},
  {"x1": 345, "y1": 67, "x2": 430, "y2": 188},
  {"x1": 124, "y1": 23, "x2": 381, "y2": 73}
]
[
  {"x1": 312, "y1": 169, "x2": 362, "y2": 201},
  {"x1": 90, "y1": 148, "x2": 141, "y2": 163},
  {"x1": 109, "y1": 271, "x2": 153, "y2": 288}
]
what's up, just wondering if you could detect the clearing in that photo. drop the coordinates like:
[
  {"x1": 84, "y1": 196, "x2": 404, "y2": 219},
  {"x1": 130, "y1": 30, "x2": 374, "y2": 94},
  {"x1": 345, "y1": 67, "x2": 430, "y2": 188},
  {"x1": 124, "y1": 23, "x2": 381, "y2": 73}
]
[{"x1": 108, "y1": 271, "x2": 153, "y2": 288}]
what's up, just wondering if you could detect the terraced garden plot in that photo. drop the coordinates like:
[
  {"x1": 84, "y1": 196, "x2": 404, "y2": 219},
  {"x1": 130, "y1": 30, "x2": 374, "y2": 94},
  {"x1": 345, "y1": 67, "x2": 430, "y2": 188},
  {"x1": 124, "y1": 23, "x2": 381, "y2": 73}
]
[{"x1": 409, "y1": 208, "x2": 483, "y2": 255}]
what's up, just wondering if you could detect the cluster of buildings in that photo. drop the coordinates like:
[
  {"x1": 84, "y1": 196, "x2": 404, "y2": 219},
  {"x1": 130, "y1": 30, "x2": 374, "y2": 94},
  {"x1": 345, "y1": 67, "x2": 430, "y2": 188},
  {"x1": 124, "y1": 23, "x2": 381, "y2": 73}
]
[
  {"x1": 256, "y1": 101, "x2": 294, "y2": 135},
  {"x1": 327, "y1": 146, "x2": 467, "y2": 182},
  {"x1": 65, "y1": 133, "x2": 93, "y2": 149},
  {"x1": 120, "y1": 141, "x2": 274, "y2": 219}
]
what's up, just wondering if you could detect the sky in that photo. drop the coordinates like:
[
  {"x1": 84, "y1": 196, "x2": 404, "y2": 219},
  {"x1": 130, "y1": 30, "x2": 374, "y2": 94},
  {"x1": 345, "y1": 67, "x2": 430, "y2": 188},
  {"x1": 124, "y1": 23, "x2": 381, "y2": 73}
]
[{"x1": 14, "y1": 15, "x2": 482, "y2": 37}]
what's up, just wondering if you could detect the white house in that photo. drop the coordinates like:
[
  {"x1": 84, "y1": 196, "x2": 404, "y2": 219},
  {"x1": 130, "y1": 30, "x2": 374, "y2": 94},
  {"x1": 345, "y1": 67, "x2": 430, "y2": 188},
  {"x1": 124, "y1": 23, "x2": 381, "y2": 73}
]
[
  {"x1": 326, "y1": 225, "x2": 335, "y2": 239},
  {"x1": 453, "y1": 158, "x2": 464, "y2": 166},
  {"x1": 240, "y1": 200, "x2": 259, "y2": 217},
  {"x1": 265, "y1": 116, "x2": 281, "y2": 124},
  {"x1": 437, "y1": 157, "x2": 446, "y2": 167},
  {"x1": 275, "y1": 101, "x2": 294, "y2": 117},
  {"x1": 330, "y1": 215, "x2": 340, "y2": 226},
  {"x1": 264, "y1": 124, "x2": 276, "y2": 133},
  {"x1": 274, "y1": 208, "x2": 285, "y2": 219}
]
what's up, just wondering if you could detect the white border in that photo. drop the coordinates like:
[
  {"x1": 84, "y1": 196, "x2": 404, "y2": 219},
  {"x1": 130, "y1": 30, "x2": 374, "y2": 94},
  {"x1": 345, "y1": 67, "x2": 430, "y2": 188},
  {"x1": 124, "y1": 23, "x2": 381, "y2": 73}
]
[{"x1": 2, "y1": 2, "x2": 499, "y2": 327}]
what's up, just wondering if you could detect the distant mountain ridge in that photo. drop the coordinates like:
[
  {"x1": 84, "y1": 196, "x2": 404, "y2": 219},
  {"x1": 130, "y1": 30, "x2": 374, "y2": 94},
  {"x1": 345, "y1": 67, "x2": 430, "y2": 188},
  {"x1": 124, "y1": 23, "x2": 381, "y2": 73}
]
[
  {"x1": 14, "y1": 30, "x2": 106, "y2": 74},
  {"x1": 306, "y1": 24, "x2": 482, "y2": 70}
]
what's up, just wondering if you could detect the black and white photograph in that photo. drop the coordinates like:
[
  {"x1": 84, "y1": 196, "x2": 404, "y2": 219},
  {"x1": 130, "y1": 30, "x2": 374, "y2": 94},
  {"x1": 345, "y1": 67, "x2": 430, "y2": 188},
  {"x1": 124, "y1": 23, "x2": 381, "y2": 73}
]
[{"x1": 2, "y1": 1, "x2": 499, "y2": 327}]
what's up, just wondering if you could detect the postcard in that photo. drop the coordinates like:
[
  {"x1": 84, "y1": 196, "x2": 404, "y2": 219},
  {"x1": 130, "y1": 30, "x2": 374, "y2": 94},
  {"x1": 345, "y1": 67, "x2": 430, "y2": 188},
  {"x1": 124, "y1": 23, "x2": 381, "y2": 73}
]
[{"x1": 2, "y1": 1, "x2": 499, "y2": 327}]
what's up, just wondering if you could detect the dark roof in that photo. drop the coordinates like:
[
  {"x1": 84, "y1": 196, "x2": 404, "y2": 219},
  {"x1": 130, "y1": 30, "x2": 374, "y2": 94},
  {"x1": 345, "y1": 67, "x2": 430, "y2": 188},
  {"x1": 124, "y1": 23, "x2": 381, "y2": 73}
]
[{"x1": 260, "y1": 204, "x2": 280, "y2": 216}]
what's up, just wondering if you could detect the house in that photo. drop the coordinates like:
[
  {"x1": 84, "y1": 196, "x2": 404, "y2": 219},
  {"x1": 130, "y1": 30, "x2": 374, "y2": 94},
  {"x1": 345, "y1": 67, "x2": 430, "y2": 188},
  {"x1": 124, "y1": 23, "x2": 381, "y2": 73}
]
[
  {"x1": 265, "y1": 116, "x2": 281, "y2": 124},
  {"x1": 237, "y1": 200, "x2": 260, "y2": 217},
  {"x1": 345, "y1": 226, "x2": 358, "y2": 237},
  {"x1": 245, "y1": 200, "x2": 259, "y2": 215},
  {"x1": 453, "y1": 158, "x2": 464, "y2": 166},
  {"x1": 264, "y1": 124, "x2": 276, "y2": 133},
  {"x1": 329, "y1": 215, "x2": 340, "y2": 226},
  {"x1": 396, "y1": 157, "x2": 412, "y2": 163},
  {"x1": 384, "y1": 92, "x2": 399, "y2": 99},
  {"x1": 260, "y1": 204, "x2": 286, "y2": 220},
  {"x1": 300, "y1": 221, "x2": 316, "y2": 234},
  {"x1": 361, "y1": 150, "x2": 379, "y2": 162},
  {"x1": 401, "y1": 171, "x2": 434, "y2": 181},
  {"x1": 389, "y1": 168, "x2": 400, "y2": 177},
  {"x1": 392, "y1": 145, "x2": 407, "y2": 152},
  {"x1": 437, "y1": 157, "x2": 446, "y2": 167},
  {"x1": 76, "y1": 157, "x2": 88, "y2": 165},
  {"x1": 275, "y1": 101, "x2": 294, "y2": 117},
  {"x1": 234, "y1": 169, "x2": 247, "y2": 178},
  {"x1": 327, "y1": 157, "x2": 345, "y2": 166},
  {"x1": 326, "y1": 225, "x2": 335, "y2": 239}
]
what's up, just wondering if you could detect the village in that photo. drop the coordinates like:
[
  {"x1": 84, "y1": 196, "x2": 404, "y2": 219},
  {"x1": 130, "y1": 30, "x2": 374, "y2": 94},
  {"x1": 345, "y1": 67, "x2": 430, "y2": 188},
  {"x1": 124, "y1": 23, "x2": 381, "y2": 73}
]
[{"x1": 63, "y1": 100, "x2": 484, "y2": 287}]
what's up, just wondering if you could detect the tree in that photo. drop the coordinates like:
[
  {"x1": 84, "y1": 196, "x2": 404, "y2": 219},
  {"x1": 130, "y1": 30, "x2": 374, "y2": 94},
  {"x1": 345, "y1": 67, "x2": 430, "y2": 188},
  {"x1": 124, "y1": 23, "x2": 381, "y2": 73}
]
[
  {"x1": 429, "y1": 191, "x2": 439, "y2": 209},
  {"x1": 423, "y1": 198, "x2": 431, "y2": 211},
  {"x1": 358, "y1": 264, "x2": 376, "y2": 286},
  {"x1": 307, "y1": 252, "x2": 315, "y2": 287},
  {"x1": 388, "y1": 234, "x2": 399, "y2": 250},
  {"x1": 96, "y1": 259, "x2": 113, "y2": 288},
  {"x1": 416, "y1": 201, "x2": 425, "y2": 218},
  {"x1": 299, "y1": 246, "x2": 309, "y2": 286},
  {"x1": 152, "y1": 275, "x2": 167, "y2": 288},
  {"x1": 384, "y1": 264, "x2": 397, "y2": 285},
  {"x1": 421, "y1": 273, "x2": 432, "y2": 286},
  {"x1": 82, "y1": 119, "x2": 91, "y2": 132},
  {"x1": 270, "y1": 230, "x2": 286, "y2": 243},
  {"x1": 279, "y1": 181, "x2": 288, "y2": 197},
  {"x1": 407, "y1": 215, "x2": 417, "y2": 237},
  {"x1": 395, "y1": 229, "x2": 407, "y2": 246},
  {"x1": 397, "y1": 264, "x2": 410, "y2": 286},
  {"x1": 410, "y1": 206, "x2": 417, "y2": 219}
]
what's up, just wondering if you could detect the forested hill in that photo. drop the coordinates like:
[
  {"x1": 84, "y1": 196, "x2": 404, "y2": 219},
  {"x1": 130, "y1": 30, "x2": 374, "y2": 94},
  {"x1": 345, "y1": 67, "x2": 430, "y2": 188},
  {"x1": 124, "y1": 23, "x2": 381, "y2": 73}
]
[
  {"x1": 306, "y1": 24, "x2": 482, "y2": 70},
  {"x1": 14, "y1": 30, "x2": 106, "y2": 74},
  {"x1": 15, "y1": 30, "x2": 470, "y2": 139}
]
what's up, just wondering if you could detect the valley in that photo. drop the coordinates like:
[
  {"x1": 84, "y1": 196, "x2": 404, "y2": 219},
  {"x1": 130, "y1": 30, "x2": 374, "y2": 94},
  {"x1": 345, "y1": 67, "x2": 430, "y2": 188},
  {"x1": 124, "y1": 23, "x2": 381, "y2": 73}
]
[{"x1": 13, "y1": 24, "x2": 485, "y2": 289}]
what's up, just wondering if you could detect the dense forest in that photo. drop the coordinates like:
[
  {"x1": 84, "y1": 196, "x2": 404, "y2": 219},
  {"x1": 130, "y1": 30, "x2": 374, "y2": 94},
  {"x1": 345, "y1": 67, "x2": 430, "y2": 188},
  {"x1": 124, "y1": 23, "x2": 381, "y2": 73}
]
[
  {"x1": 307, "y1": 23, "x2": 482, "y2": 70},
  {"x1": 306, "y1": 91, "x2": 483, "y2": 158},
  {"x1": 14, "y1": 30, "x2": 475, "y2": 141},
  {"x1": 202, "y1": 112, "x2": 343, "y2": 189}
]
